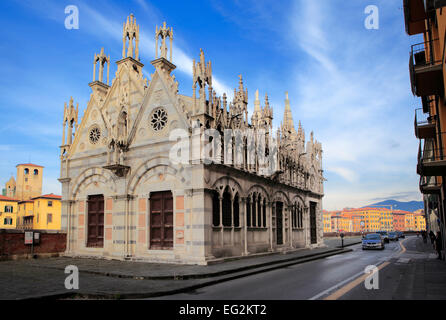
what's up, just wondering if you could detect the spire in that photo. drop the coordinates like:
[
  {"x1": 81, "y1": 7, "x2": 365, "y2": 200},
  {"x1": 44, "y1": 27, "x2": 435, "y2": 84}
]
[
  {"x1": 155, "y1": 21, "x2": 173, "y2": 62},
  {"x1": 254, "y1": 89, "x2": 261, "y2": 112},
  {"x1": 283, "y1": 91, "x2": 296, "y2": 134},
  {"x1": 122, "y1": 14, "x2": 140, "y2": 60},
  {"x1": 62, "y1": 97, "x2": 79, "y2": 146},
  {"x1": 93, "y1": 47, "x2": 110, "y2": 85}
]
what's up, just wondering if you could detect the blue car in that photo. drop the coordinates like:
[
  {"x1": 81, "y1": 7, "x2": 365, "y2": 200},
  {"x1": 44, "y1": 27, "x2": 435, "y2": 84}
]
[
  {"x1": 388, "y1": 231, "x2": 399, "y2": 241},
  {"x1": 362, "y1": 233, "x2": 385, "y2": 250}
]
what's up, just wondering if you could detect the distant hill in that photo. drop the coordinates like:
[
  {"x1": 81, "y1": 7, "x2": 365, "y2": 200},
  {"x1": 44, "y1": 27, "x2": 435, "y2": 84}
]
[{"x1": 364, "y1": 200, "x2": 423, "y2": 212}]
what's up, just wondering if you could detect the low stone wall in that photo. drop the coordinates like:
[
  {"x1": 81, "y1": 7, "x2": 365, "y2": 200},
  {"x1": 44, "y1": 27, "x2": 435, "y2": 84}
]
[{"x1": 0, "y1": 229, "x2": 66, "y2": 260}]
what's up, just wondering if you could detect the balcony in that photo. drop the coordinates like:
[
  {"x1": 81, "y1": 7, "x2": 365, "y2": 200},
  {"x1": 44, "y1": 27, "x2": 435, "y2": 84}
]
[
  {"x1": 410, "y1": 39, "x2": 444, "y2": 96},
  {"x1": 418, "y1": 132, "x2": 446, "y2": 176},
  {"x1": 424, "y1": 0, "x2": 446, "y2": 12},
  {"x1": 419, "y1": 175, "x2": 442, "y2": 194},
  {"x1": 414, "y1": 108, "x2": 436, "y2": 139},
  {"x1": 404, "y1": 0, "x2": 427, "y2": 35}
]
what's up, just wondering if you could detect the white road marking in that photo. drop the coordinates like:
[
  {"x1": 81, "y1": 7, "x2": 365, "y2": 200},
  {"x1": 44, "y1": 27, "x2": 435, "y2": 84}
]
[
  {"x1": 308, "y1": 269, "x2": 366, "y2": 300},
  {"x1": 396, "y1": 257, "x2": 410, "y2": 263}
]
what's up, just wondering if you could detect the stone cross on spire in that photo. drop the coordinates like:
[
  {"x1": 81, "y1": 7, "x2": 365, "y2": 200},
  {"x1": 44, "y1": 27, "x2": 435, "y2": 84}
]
[
  {"x1": 122, "y1": 14, "x2": 140, "y2": 60},
  {"x1": 155, "y1": 22, "x2": 173, "y2": 62}
]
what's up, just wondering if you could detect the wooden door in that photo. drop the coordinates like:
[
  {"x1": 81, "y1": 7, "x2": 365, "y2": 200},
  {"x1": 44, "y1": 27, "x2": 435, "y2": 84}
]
[
  {"x1": 87, "y1": 195, "x2": 104, "y2": 247},
  {"x1": 150, "y1": 191, "x2": 173, "y2": 249},
  {"x1": 310, "y1": 202, "x2": 317, "y2": 244}
]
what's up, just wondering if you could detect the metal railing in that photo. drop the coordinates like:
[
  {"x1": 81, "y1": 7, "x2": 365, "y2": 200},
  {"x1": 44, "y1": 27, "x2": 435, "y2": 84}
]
[
  {"x1": 419, "y1": 131, "x2": 446, "y2": 162},
  {"x1": 415, "y1": 108, "x2": 434, "y2": 126},
  {"x1": 411, "y1": 38, "x2": 441, "y2": 67}
]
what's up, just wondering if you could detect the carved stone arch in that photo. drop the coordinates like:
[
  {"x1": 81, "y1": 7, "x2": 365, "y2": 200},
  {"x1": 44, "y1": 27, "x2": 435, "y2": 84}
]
[
  {"x1": 291, "y1": 194, "x2": 306, "y2": 207},
  {"x1": 272, "y1": 190, "x2": 290, "y2": 206},
  {"x1": 246, "y1": 184, "x2": 270, "y2": 203},
  {"x1": 211, "y1": 176, "x2": 244, "y2": 200},
  {"x1": 71, "y1": 167, "x2": 117, "y2": 199},
  {"x1": 127, "y1": 156, "x2": 189, "y2": 195}
]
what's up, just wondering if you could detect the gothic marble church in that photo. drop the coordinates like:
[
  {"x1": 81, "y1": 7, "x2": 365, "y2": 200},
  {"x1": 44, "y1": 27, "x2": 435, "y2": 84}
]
[{"x1": 59, "y1": 14, "x2": 325, "y2": 264}]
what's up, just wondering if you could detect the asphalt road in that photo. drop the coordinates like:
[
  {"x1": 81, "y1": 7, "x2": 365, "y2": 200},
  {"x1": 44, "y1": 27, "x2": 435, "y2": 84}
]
[{"x1": 153, "y1": 236, "x2": 412, "y2": 300}]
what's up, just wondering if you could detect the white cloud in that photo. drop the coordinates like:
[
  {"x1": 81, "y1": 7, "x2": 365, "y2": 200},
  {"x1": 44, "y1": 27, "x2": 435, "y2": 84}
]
[{"x1": 289, "y1": 0, "x2": 420, "y2": 208}]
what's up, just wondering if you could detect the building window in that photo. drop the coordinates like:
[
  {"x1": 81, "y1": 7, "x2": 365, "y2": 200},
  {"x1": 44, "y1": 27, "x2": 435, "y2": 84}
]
[
  {"x1": 24, "y1": 168, "x2": 29, "y2": 175},
  {"x1": 246, "y1": 197, "x2": 251, "y2": 227},
  {"x1": 4, "y1": 206, "x2": 13, "y2": 213},
  {"x1": 89, "y1": 126, "x2": 101, "y2": 144},
  {"x1": 233, "y1": 194, "x2": 240, "y2": 227},
  {"x1": 47, "y1": 213, "x2": 52, "y2": 224},
  {"x1": 222, "y1": 187, "x2": 232, "y2": 227},
  {"x1": 150, "y1": 108, "x2": 168, "y2": 131},
  {"x1": 212, "y1": 190, "x2": 220, "y2": 227},
  {"x1": 34, "y1": 169, "x2": 38, "y2": 175},
  {"x1": 262, "y1": 199, "x2": 267, "y2": 228},
  {"x1": 251, "y1": 193, "x2": 257, "y2": 227},
  {"x1": 48, "y1": 201, "x2": 53, "y2": 207}
]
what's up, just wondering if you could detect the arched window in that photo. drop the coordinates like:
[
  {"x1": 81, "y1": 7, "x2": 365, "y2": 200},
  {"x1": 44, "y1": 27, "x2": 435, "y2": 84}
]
[
  {"x1": 118, "y1": 111, "x2": 128, "y2": 138},
  {"x1": 246, "y1": 197, "x2": 251, "y2": 227},
  {"x1": 257, "y1": 196, "x2": 262, "y2": 227},
  {"x1": 262, "y1": 199, "x2": 267, "y2": 227},
  {"x1": 297, "y1": 204, "x2": 303, "y2": 228},
  {"x1": 212, "y1": 190, "x2": 220, "y2": 226},
  {"x1": 233, "y1": 194, "x2": 240, "y2": 227},
  {"x1": 24, "y1": 168, "x2": 29, "y2": 175},
  {"x1": 222, "y1": 187, "x2": 232, "y2": 227},
  {"x1": 34, "y1": 169, "x2": 39, "y2": 175},
  {"x1": 251, "y1": 193, "x2": 257, "y2": 227}
]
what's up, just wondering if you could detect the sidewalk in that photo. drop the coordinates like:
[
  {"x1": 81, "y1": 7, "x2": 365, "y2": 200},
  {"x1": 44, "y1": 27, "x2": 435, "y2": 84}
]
[
  {"x1": 324, "y1": 236, "x2": 362, "y2": 248},
  {"x1": 0, "y1": 244, "x2": 351, "y2": 299},
  {"x1": 392, "y1": 237, "x2": 446, "y2": 299},
  {"x1": 339, "y1": 236, "x2": 446, "y2": 300}
]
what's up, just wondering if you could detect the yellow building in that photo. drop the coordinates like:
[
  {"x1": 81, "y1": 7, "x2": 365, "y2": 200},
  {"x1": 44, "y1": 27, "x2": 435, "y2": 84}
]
[
  {"x1": 323, "y1": 211, "x2": 332, "y2": 233},
  {"x1": 17, "y1": 200, "x2": 34, "y2": 230},
  {"x1": 0, "y1": 195, "x2": 19, "y2": 229},
  {"x1": 17, "y1": 194, "x2": 62, "y2": 230},
  {"x1": 379, "y1": 210, "x2": 393, "y2": 232},
  {"x1": 414, "y1": 213, "x2": 426, "y2": 231},
  {"x1": 15, "y1": 163, "x2": 43, "y2": 201},
  {"x1": 31, "y1": 194, "x2": 62, "y2": 230},
  {"x1": 405, "y1": 213, "x2": 415, "y2": 231}
]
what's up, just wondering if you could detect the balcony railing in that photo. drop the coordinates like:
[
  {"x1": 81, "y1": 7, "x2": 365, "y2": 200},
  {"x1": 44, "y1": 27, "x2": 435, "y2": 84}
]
[
  {"x1": 418, "y1": 132, "x2": 446, "y2": 176},
  {"x1": 414, "y1": 108, "x2": 436, "y2": 139},
  {"x1": 419, "y1": 175, "x2": 442, "y2": 194},
  {"x1": 424, "y1": 0, "x2": 446, "y2": 12},
  {"x1": 410, "y1": 38, "x2": 444, "y2": 96}
]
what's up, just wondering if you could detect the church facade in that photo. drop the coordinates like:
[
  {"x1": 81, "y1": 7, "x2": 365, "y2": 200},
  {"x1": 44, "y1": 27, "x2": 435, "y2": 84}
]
[{"x1": 59, "y1": 14, "x2": 325, "y2": 265}]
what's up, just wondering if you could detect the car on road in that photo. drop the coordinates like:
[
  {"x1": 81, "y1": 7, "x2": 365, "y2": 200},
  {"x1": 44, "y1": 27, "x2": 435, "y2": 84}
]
[
  {"x1": 388, "y1": 231, "x2": 399, "y2": 241},
  {"x1": 397, "y1": 231, "x2": 405, "y2": 239},
  {"x1": 376, "y1": 231, "x2": 390, "y2": 243},
  {"x1": 362, "y1": 233, "x2": 385, "y2": 250}
]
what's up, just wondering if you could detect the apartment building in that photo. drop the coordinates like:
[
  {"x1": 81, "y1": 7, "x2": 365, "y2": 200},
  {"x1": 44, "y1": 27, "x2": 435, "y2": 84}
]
[{"x1": 404, "y1": 0, "x2": 446, "y2": 253}]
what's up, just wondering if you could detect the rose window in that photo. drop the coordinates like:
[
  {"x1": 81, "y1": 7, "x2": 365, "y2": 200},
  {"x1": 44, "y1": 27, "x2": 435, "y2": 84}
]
[
  {"x1": 89, "y1": 126, "x2": 101, "y2": 144},
  {"x1": 150, "y1": 108, "x2": 168, "y2": 131}
]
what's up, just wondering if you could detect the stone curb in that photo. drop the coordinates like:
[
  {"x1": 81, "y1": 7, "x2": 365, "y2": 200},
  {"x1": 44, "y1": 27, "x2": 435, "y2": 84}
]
[
  {"x1": 28, "y1": 247, "x2": 353, "y2": 300},
  {"x1": 27, "y1": 247, "x2": 345, "y2": 281},
  {"x1": 336, "y1": 241, "x2": 362, "y2": 248}
]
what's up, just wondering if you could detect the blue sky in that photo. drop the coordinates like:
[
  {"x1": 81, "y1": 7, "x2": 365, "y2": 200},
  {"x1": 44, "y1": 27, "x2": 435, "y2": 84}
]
[{"x1": 0, "y1": 0, "x2": 423, "y2": 210}]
